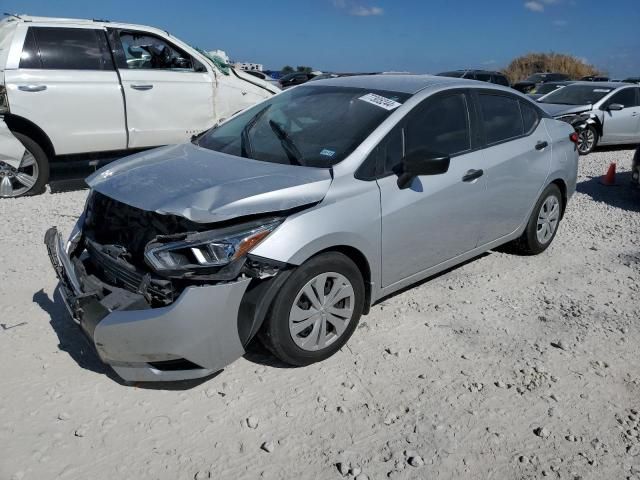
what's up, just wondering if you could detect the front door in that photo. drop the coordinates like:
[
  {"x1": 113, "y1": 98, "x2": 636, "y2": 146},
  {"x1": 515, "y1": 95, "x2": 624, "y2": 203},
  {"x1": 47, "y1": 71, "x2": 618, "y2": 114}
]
[
  {"x1": 601, "y1": 87, "x2": 640, "y2": 143},
  {"x1": 112, "y1": 29, "x2": 215, "y2": 148},
  {"x1": 377, "y1": 91, "x2": 488, "y2": 288}
]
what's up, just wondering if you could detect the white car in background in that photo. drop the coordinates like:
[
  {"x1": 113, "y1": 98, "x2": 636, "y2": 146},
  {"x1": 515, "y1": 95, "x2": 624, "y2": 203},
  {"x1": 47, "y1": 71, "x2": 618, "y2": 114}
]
[{"x1": 0, "y1": 15, "x2": 279, "y2": 197}]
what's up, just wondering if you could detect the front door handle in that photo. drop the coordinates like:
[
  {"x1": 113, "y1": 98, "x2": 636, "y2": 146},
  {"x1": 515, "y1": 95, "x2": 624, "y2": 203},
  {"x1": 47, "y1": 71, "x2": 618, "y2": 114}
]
[
  {"x1": 131, "y1": 84, "x2": 153, "y2": 91},
  {"x1": 462, "y1": 169, "x2": 484, "y2": 182},
  {"x1": 535, "y1": 141, "x2": 549, "y2": 151},
  {"x1": 18, "y1": 84, "x2": 47, "y2": 92}
]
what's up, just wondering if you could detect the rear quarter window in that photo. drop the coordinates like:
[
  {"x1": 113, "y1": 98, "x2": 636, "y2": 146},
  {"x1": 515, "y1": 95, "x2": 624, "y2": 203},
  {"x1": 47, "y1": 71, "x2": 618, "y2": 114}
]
[
  {"x1": 19, "y1": 28, "x2": 41, "y2": 69},
  {"x1": 520, "y1": 101, "x2": 540, "y2": 134}
]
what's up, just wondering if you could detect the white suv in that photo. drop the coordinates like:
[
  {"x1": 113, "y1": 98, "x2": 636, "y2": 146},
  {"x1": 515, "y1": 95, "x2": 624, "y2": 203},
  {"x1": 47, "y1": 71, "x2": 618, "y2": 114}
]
[{"x1": 0, "y1": 15, "x2": 279, "y2": 197}]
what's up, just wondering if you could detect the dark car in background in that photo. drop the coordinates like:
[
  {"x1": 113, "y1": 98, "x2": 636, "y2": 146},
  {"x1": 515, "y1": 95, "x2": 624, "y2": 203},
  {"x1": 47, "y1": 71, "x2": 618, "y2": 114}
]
[
  {"x1": 279, "y1": 72, "x2": 316, "y2": 89},
  {"x1": 581, "y1": 75, "x2": 609, "y2": 82},
  {"x1": 528, "y1": 81, "x2": 575, "y2": 101},
  {"x1": 623, "y1": 77, "x2": 640, "y2": 84},
  {"x1": 513, "y1": 73, "x2": 571, "y2": 94},
  {"x1": 436, "y1": 69, "x2": 510, "y2": 87}
]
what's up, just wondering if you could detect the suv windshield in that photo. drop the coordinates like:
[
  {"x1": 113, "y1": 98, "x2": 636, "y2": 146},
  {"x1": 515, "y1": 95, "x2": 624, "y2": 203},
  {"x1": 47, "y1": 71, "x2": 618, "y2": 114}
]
[
  {"x1": 534, "y1": 83, "x2": 564, "y2": 95},
  {"x1": 540, "y1": 84, "x2": 613, "y2": 105},
  {"x1": 197, "y1": 85, "x2": 410, "y2": 168}
]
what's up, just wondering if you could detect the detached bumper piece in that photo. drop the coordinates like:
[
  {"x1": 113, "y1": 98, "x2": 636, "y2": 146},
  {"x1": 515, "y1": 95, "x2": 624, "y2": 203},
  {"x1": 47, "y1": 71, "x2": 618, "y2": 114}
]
[{"x1": 44, "y1": 226, "x2": 252, "y2": 382}]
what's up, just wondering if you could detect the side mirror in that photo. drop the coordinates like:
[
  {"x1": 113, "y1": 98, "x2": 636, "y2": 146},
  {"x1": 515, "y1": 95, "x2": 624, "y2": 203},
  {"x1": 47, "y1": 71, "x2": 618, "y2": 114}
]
[
  {"x1": 397, "y1": 149, "x2": 450, "y2": 189},
  {"x1": 607, "y1": 103, "x2": 624, "y2": 111}
]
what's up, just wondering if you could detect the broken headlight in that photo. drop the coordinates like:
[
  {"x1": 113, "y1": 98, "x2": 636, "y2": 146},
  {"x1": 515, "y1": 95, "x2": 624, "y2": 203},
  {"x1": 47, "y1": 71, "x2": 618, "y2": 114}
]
[{"x1": 144, "y1": 218, "x2": 283, "y2": 273}]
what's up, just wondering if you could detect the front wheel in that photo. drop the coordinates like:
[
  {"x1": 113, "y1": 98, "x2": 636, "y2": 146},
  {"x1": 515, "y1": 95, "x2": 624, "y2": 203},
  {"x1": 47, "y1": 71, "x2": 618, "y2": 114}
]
[
  {"x1": 577, "y1": 125, "x2": 598, "y2": 155},
  {"x1": 511, "y1": 183, "x2": 563, "y2": 255},
  {"x1": 259, "y1": 252, "x2": 365, "y2": 366},
  {"x1": 0, "y1": 133, "x2": 49, "y2": 198}
]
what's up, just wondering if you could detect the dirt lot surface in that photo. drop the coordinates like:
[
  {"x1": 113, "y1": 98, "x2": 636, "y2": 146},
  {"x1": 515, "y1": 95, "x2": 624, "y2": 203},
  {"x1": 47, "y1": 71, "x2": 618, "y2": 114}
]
[{"x1": 1, "y1": 148, "x2": 639, "y2": 480}]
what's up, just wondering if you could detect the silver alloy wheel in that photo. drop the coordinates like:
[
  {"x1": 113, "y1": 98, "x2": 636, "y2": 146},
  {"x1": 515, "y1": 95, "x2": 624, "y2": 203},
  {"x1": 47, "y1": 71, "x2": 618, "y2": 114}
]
[
  {"x1": 577, "y1": 128, "x2": 595, "y2": 154},
  {"x1": 536, "y1": 195, "x2": 560, "y2": 244},
  {"x1": 0, "y1": 150, "x2": 39, "y2": 198},
  {"x1": 288, "y1": 272, "x2": 355, "y2": 351}
]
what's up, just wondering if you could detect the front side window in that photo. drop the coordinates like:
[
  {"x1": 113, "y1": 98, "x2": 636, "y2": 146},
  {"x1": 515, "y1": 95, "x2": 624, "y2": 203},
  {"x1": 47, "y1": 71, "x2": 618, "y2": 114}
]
[
  {"x1": 119, "y1": 31, "x2": 194, "y2": 70},
  {"x1": 22, "y1": 27, "x2": 112, "y2": 70},
  {"x1": 197, "y1": 85, "x2": 410, "y2": 168},
  {"x1": 607, "y1": 88, "x2": 639, "y2": 108},
  {"x1": 479, "y1": 94, "x2": 524, "y2": 144},
  {"x1": 404, "y1": 93, "x2": 471, "y2": 157}
]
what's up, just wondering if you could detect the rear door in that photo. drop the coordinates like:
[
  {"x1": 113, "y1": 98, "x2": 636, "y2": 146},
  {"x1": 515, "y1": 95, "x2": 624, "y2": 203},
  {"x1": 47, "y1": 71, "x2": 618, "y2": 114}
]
[
  {"x1": 5, "y1": 25, "x2": 125, "y2": 154},
  {"x1": 110, "y1": 29, "x2": 214, "y2": 148},
  {"x1": 473, "y1": 91, "x2": 552, "y2": 244},
  {"x1": 600, "y1": 87, "x2": 640, "y2": 143}
]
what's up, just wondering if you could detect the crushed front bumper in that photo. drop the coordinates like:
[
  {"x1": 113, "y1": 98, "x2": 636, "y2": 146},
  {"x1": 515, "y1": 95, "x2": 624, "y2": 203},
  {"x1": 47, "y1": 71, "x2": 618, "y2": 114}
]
[{"x1": 44, "y1": 226, "x2": 253, "y2": 382}]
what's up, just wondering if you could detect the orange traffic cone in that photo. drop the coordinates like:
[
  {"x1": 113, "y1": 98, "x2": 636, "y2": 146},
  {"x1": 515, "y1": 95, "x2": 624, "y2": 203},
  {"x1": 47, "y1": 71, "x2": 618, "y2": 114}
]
[{"x1": 599, "y1": 162, "x2": 618, "y2": 186}]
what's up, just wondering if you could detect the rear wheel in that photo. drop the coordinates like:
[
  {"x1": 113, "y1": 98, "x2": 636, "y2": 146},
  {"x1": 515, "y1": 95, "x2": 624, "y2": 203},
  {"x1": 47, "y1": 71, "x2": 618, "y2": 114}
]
[
  {"x1": 577, "y1": 125, "x2": 598, "y2": 155},
  {"x1": 511, "y1": 183, "x2": 563, "y2": 255},
  {"x1": 0, "y1": 133, "x2": 49, "y2": 198},
  {"x1": 259, "y1": 252, "x2": 365, "y2": 366}
]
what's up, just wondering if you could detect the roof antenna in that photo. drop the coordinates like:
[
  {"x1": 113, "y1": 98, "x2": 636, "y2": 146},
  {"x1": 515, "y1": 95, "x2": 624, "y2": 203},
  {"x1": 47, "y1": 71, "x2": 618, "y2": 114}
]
[{"x1": 3, "y1": 13, "x2": 22, "y2": 19}]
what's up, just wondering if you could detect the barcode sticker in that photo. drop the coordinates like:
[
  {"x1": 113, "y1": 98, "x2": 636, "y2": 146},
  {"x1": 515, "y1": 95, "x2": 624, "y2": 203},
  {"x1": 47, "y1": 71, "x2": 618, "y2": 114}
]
[{"x1": 358, "y1": 93, "x2": 402, "y2": 111}]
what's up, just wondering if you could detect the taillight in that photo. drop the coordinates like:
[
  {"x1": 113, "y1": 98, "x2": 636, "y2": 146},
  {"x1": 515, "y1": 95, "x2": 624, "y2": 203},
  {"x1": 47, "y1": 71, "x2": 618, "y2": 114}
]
[
  {"x1": 569, "y1": 132, "x2": 578, "y2": 144},
  {"x1": 0, "y1": 85, "x2": 9, "y2": 114}
]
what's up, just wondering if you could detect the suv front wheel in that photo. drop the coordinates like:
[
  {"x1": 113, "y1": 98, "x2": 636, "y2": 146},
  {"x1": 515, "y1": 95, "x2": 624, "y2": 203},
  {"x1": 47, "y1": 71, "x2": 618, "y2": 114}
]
[{"x1": 0, "y1": 133, "x2": 49, "y2": 198}]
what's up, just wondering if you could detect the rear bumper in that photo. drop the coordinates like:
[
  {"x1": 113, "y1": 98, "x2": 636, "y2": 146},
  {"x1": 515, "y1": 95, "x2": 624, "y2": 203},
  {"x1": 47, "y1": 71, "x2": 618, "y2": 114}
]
[{"x1": 44, "y1": 226, "x2": 253, "y2": 382}]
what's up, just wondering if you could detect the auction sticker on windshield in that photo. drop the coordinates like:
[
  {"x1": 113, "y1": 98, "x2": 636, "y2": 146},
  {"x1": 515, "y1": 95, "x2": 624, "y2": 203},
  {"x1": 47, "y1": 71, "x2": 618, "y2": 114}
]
[{"x1": 359, "y1": 93, "x2": 402, "y2": 111}]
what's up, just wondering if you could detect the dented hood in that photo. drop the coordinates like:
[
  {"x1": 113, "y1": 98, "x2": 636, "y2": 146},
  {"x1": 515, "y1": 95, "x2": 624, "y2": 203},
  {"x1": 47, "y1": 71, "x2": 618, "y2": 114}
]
[{"x1": 86, "y1": 143, "x2": 332, "y2": 223}]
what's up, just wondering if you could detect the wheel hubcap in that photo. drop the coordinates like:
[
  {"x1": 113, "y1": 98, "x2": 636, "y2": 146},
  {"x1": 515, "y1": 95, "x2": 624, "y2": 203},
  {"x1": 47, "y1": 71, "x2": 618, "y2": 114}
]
[
  {"x1": 536, "y1": 195, "x2": 560, "y2": 244},
  {"x1": 578, "y1": 129, "x2": 595, "y2": 154},
  {"x1": 288, "y1": 272, "x2": 355, "y2": 351},
  {"x1": 0, "y1": 150, "x2": 39, "y2": 198}
]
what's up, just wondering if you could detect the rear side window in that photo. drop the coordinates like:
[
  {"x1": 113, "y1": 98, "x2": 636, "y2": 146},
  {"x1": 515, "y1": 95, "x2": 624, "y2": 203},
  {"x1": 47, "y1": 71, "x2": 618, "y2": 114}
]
[
  {"x1": 22, "y1": 27, "x2": 113, "y2": 70},
  {"x1": 19, "y1": 28, "x2": 41, "y2": 68},
  {"x1": 405, "y1": 93, "x2": 471, "y2": 157},
  {"x1": 520, "y1": 101, "x2": 540, "y2": 134},
  {"x1": 478, "y1": 94, "x2": 524, "y2": 144}
]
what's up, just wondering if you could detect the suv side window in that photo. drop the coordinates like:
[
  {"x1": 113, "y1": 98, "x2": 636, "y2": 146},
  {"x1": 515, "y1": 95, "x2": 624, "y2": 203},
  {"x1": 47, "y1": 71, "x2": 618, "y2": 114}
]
[
  {"x1": 608, "y1": 88, "x2": 639, "y2": 108},
  {"x1": 478, "y1": 94, "x2": 524, "y2": 144},
  {"x1": 405, "y1": 93, "x2": 471, "y2": 157},
  {"x1": 493, "y1": 74, "x2": 510, "y2": 87},
  {"x1": 119, "y1": 31, "x2": 195, "y2": 70},
  {"x1": 23, "y1": 27, "x2": 112, "y2": 70},
  {"x1": 475, "y1": 72, "x2": 491, "y2": 82}
]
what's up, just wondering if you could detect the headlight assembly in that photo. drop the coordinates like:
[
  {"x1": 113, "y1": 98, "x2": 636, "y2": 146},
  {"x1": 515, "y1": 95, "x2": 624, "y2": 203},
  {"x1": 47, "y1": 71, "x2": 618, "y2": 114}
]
[{"x1": 144, "y1": 218, "x2": 283, "y2": 274}]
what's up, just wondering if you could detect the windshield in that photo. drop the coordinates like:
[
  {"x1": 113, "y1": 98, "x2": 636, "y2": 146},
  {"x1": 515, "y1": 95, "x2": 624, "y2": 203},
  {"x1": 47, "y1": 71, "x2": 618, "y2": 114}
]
[
  {"x1": 540, "y1": 85, "x2": 612, "y2": 105},
  {"x1": 525, "y1": 74, "x2": 545, "y2": 83},
  {"x1": 535, "y1": 83, "x2": 564, "y2": 95},
  {"x1": 196, "y1": 85, "x2": 410, "y2": 168}
]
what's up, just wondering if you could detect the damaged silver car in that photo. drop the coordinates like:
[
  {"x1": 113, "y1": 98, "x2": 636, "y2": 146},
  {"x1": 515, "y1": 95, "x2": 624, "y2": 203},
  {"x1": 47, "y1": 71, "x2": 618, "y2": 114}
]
[{"x1": 46, "y1": 75, "x2": 579, "y2": 382}]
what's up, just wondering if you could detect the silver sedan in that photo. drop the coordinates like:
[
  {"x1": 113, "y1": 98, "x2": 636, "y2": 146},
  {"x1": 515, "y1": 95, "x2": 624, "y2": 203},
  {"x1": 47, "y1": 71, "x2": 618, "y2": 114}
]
[{"x1": 46, "y1": 75, "x2": 579, "y2": 382}]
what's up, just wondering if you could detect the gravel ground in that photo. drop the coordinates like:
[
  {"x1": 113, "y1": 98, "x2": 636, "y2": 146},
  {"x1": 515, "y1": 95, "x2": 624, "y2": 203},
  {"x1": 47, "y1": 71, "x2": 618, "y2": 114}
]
[{"x1": 1, "y1": 148, "x2": 639, "y2": 480}]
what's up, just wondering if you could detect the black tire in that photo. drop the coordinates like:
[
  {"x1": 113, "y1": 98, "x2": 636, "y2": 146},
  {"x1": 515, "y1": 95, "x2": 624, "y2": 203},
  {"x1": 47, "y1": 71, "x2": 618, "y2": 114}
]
[
  {"x1": 259, "y1": 252, "x2": 365, "y2": 366},
  {"x1": 10, "y1": 133, "x2": 49, "y2": 196},
  {"x1": 511, "y1": 183, "x2": 563, "y2": 255},
  {"x1": 577, "y1": 125, "x2": 598, "y2": 155}
]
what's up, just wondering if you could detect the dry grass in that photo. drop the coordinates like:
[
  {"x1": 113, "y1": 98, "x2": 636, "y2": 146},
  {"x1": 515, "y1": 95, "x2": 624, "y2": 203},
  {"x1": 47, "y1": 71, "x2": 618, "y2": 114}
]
[{"x1": 503, "y1": 53, "x2": 601, "y2": 83}]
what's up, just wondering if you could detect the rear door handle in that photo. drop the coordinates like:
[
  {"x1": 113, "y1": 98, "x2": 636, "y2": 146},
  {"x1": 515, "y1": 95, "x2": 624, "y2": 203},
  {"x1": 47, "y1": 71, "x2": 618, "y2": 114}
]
[
  {"x1": 18, "y1": 84, "x2": 47, "y2": 92},
  {"x1": 462, "y1": 169, "x2": 484, "y2": 182},
  {"x1": 131, "y1": 84, "x2": 153, "y2": 91},
  {"x1": 535, "y1": 141, "x2": 549, "y2": 151}
]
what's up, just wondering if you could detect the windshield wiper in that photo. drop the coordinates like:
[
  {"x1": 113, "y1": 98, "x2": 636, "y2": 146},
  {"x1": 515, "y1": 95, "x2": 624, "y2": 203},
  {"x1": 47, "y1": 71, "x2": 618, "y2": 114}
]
[
  {"x1": 240, "y1": 105, "x2": 271, "y2": 159},
  {"x1": 268, "y1": 120, "x2": 304, "y2": 166}
]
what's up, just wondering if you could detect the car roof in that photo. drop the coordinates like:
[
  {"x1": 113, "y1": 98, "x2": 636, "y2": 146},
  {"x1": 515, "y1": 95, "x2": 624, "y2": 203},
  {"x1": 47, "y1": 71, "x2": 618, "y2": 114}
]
[
  {"x1": 564, "y1": 81, "x2": 634, "y2": 89},
  {"x1": 441, "y1": 69, "x2": 504, "y2": 75},
  {"x1": 311, "y1": 74, "x2": 486, "y2": 95}
]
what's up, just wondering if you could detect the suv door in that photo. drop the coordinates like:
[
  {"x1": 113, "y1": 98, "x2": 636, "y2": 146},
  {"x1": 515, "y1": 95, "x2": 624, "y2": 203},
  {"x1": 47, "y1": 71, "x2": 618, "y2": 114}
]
[
  {"x1": 600, "y1": 87, "x2": 640, "y2": 143},
  {"x1": 6, "y1": 25, "x2": 125, "y2": 154},
  {"x1": 376, "y1": 90, "x2": 489, "y2": 287},
  {"x1": 111, "y1": 29, "x2": 214, "y2": 148},
  {"x1": 473, "y1": 92, "x2": 552, "y2": 244}
]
